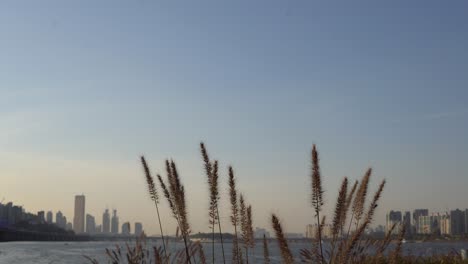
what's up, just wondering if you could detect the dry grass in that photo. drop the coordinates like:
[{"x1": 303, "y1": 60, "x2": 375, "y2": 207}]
[
  {"x1": 262, "y1": 234, "x2": 270, "y2": 264},
  {"x1": 329, "y1": 177, "x2": 348, "y2": 261},
  {"x1": 141, "y1": 156, "x2": 167, "y2": 260},
  {"x1": 158, "y1": 160, "x2": 192, "y2": 264},
  {"x1": 271, "y1": 214, "x2": 294, "y2": 264},
  {"x1": 200, "y1": 142, "x2": 226, "y2": 264},
  {"x1": 89, "y1": 143, "x2": 461, "y2": 264},
  {"x1": 311, "y1": 144, "x2": 325, "y2": 263},
  {"x1": 228, "y1": 166, "x2": 242, "y2": 264}
]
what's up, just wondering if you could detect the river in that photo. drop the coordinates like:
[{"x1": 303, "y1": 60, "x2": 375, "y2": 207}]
[{"x1": 1, "y1": 240, "x2": 468, "y2": 263}]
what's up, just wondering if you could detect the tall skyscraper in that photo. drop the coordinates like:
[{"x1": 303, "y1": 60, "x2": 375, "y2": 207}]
[
  {"x1": 465, "y1": 209, "x2": 468, "y2": 234},
  {"x1": 450, "y1": 209, "x2": 465, "y2": 236},
  {"x1": 55, "y1": 211, "x2": 66, "y2": 229},
  {"x1": 111, "y1": 210, "x2": 119, "y2": 234},
  {"x1": 86, "y1": 214, "x2": 96, "y2": 234},
  {"x1": 122, "y1": 222, "x2": 131, "y2": 235},
  {"x1": 403, "y1": 211, "x2": 411, "y2": 237},
  {"x1": 134, "y1": 222, "x2": 143, "y2": 236},
  {"x1": 439, "y1": 213, "x2": 451, "y2": 235},
  {"x1": 386, "y1": 210, "x2": 402, "y2": 235},
  {"x1": 73, "y1": 195, "x2": 86, "y2": 234},
  {"x1": 413, "y1": 209, "x2": 429, "y2": 234},
  {"x1": 103, "y1": 209, "x2": 110, "y2": 234},
  {"x1": 46, "y1": 211, "x2": 53, "y2": 224},
  {"x1": 37, "y1": 211, "x2": 45, "y2": 223}
]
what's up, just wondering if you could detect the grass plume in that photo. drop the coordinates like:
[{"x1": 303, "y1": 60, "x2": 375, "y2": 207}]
[
  {"x1": 228, "y1": 166, "x2": 242, "y2": 264},
  {"x1": 200, "y1": 142, "x2": 226, "y2": 264},
  {"x1": 352, "y1": 168, "x2": 372, "y2": 229},
  {"x1": 311, "y1": 144, "x2": 325, "y2": 263},
  {"x1": 246, "y1": 205, "x2": 254, "y2": 249},
  {"x1": 390, "y1": 223, "x2": 406, "y2": 264},
  {"x1": 140, "y1": 156, "x2": 167, "y2": 260},
  {"x1": 158, "y1": 159, "x2": 192, "y2": 264},
  {"x1": 329, "y1": 177, "x2": 348, "y2": 260},
  {"x1": 239, "y1": 194, "x2": 250, "y2": 263},
  {"x1": 271, "y1": 214, "x2": 294, "y2": 264},
  {"x1": 263, "y1": 234, "x2": 270, "y2": 264}
]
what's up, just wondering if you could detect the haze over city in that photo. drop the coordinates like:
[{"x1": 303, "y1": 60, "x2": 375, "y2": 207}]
[{"x1": 1, "y1": 0, "x2": 468, "y2": 238}]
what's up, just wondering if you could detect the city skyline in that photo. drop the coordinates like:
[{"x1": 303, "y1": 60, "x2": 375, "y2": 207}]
[
  {"x1": 1, "y1": 1, "x2": 468, "y2": 235},
  {"x1": 5, "y1": 192, "x2": 468, "y2": 236},
  {"x1": 384, "y1": 208, "x2": 468, "y2": 238},
  {"x1": 0, "y1": 195, "x2": 146, "y2": 236}
]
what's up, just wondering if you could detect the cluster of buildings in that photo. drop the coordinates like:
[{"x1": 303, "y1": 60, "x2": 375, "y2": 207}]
[
  {"x1": 0, "y1": 202, "x2": 36, "y2": 227},
  {"x1": 386, "y1": 209, "x2": 468, "y2": 237},
  {"x1": 0, "y1": 195, "x2": 143, "y2": 237},
  {"x1": 0, "y1": 201, "x2": 71, "y2": 229},
  {"x1": 302, "y1": 208, "x2": 468, "y2": 239},
  {"x1": 71, "y1": 195, "x2": 143, "y2": 236},
  {"x1": 306, "y1": 223, "x2": 335, "y2": 239}
]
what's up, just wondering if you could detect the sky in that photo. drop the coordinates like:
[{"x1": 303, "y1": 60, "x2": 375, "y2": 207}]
[{"x1": 1, "y1": 1, "x2": 468, "y2": 235}]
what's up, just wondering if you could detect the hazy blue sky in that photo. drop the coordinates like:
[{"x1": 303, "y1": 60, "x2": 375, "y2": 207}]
[{"x1": 1, "y1": 1, "x2": 467, "y2": 235}]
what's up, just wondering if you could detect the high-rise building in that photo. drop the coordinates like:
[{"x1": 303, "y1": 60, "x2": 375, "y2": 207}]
[
  {"x1": 73, "y1": 195, "x2": 86, "y2": 234},
  {"x1": 111, "y1": 210, "x2": 119, "y2": 234},
  {"x1": 418, "y1": 213, "x2": 449, "y2": 235},
  {"x1": 417, "y1": 215, "x2": 432, "y2": 234},
  {"x1": 95, "y1": 225, "x2": 102, "y2": 233},
  {"x1": 46, "y1": 211, "x2": 53, "y2": 224},
  {"x1": 55, "y1": 211, "x2": 66, "y2": 229},
  {"x1": 37, "y1": 211, "x2": 45, "y2": 223},
  {"x1": 66, "y1": 222, "x2": 73, "y2": 230},
  {"x1": 86, "y1": 214, "x2": 96, "y2": 234},
  {"x1": 135, "y1": 222, "x2": 143, "y2": 236},
  {"x1": 386, "y1": 210, "x2": 402, "y2": 235},
  {"x1": 439, "y1": 213, "x2": 451, "y2": 235},
  {"x1": 103, "y1": 209, "x2": 110, "y2": 234},
  {"x1": 122, "y1": 222, "x2": 131, "y2": 235},
  {"x1": 413, "y1": 209, "x2": 429, "y2": 234},
  {"x1": 0, "y1": 202, "x2": 24, "y2": 225},
  {"x1": 450, "y1": 209, "x2": 465, "y2": 236},
  {"x1": 465, "y1": 209, "x2": 468, "y2": 234},
  {"x1": 322, "y1": 224, "x2": 333, "y2": 239},
  {"x1": 305, "y1": 223, "x2": 332, "y2": 239},
  {"x1": 403, "y1": 211, "x2": 411, "y2": 237}
]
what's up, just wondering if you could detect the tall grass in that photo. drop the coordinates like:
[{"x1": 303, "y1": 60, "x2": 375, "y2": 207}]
[
  {"x1": 310, "y1": 144, "x2": 325, "y2": 263},
  {"x1": 271, "y1": 214, "x2": 294, "y2": 264},
  {"x1": 140, "y1": 156, "x2": 168, "y2": 260},
  {"x1": 158, "y1": 160, "x2": 193, "y2": 264},
  {"x1": 200, "y1": 142, "x2": 226, "y2": 264},
  {"x1": 228, "y1": 166, "x2": 242, "y2": 264},
  {"x1": 262, "y1": 234, "x2": 270, "y2": 264},
  {"x1": 90, "y1": 143, "x2": 462, "y2": 264}
]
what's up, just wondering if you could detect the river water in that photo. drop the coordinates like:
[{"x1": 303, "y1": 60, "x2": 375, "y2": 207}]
[{"x1": 1, "y1": 240, "x2": 468, "y2": 263}]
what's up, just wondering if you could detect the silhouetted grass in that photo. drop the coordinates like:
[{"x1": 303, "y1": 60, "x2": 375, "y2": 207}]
[{"x1": 87, "y1": 143, "x2": 464, "y2": 264}]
